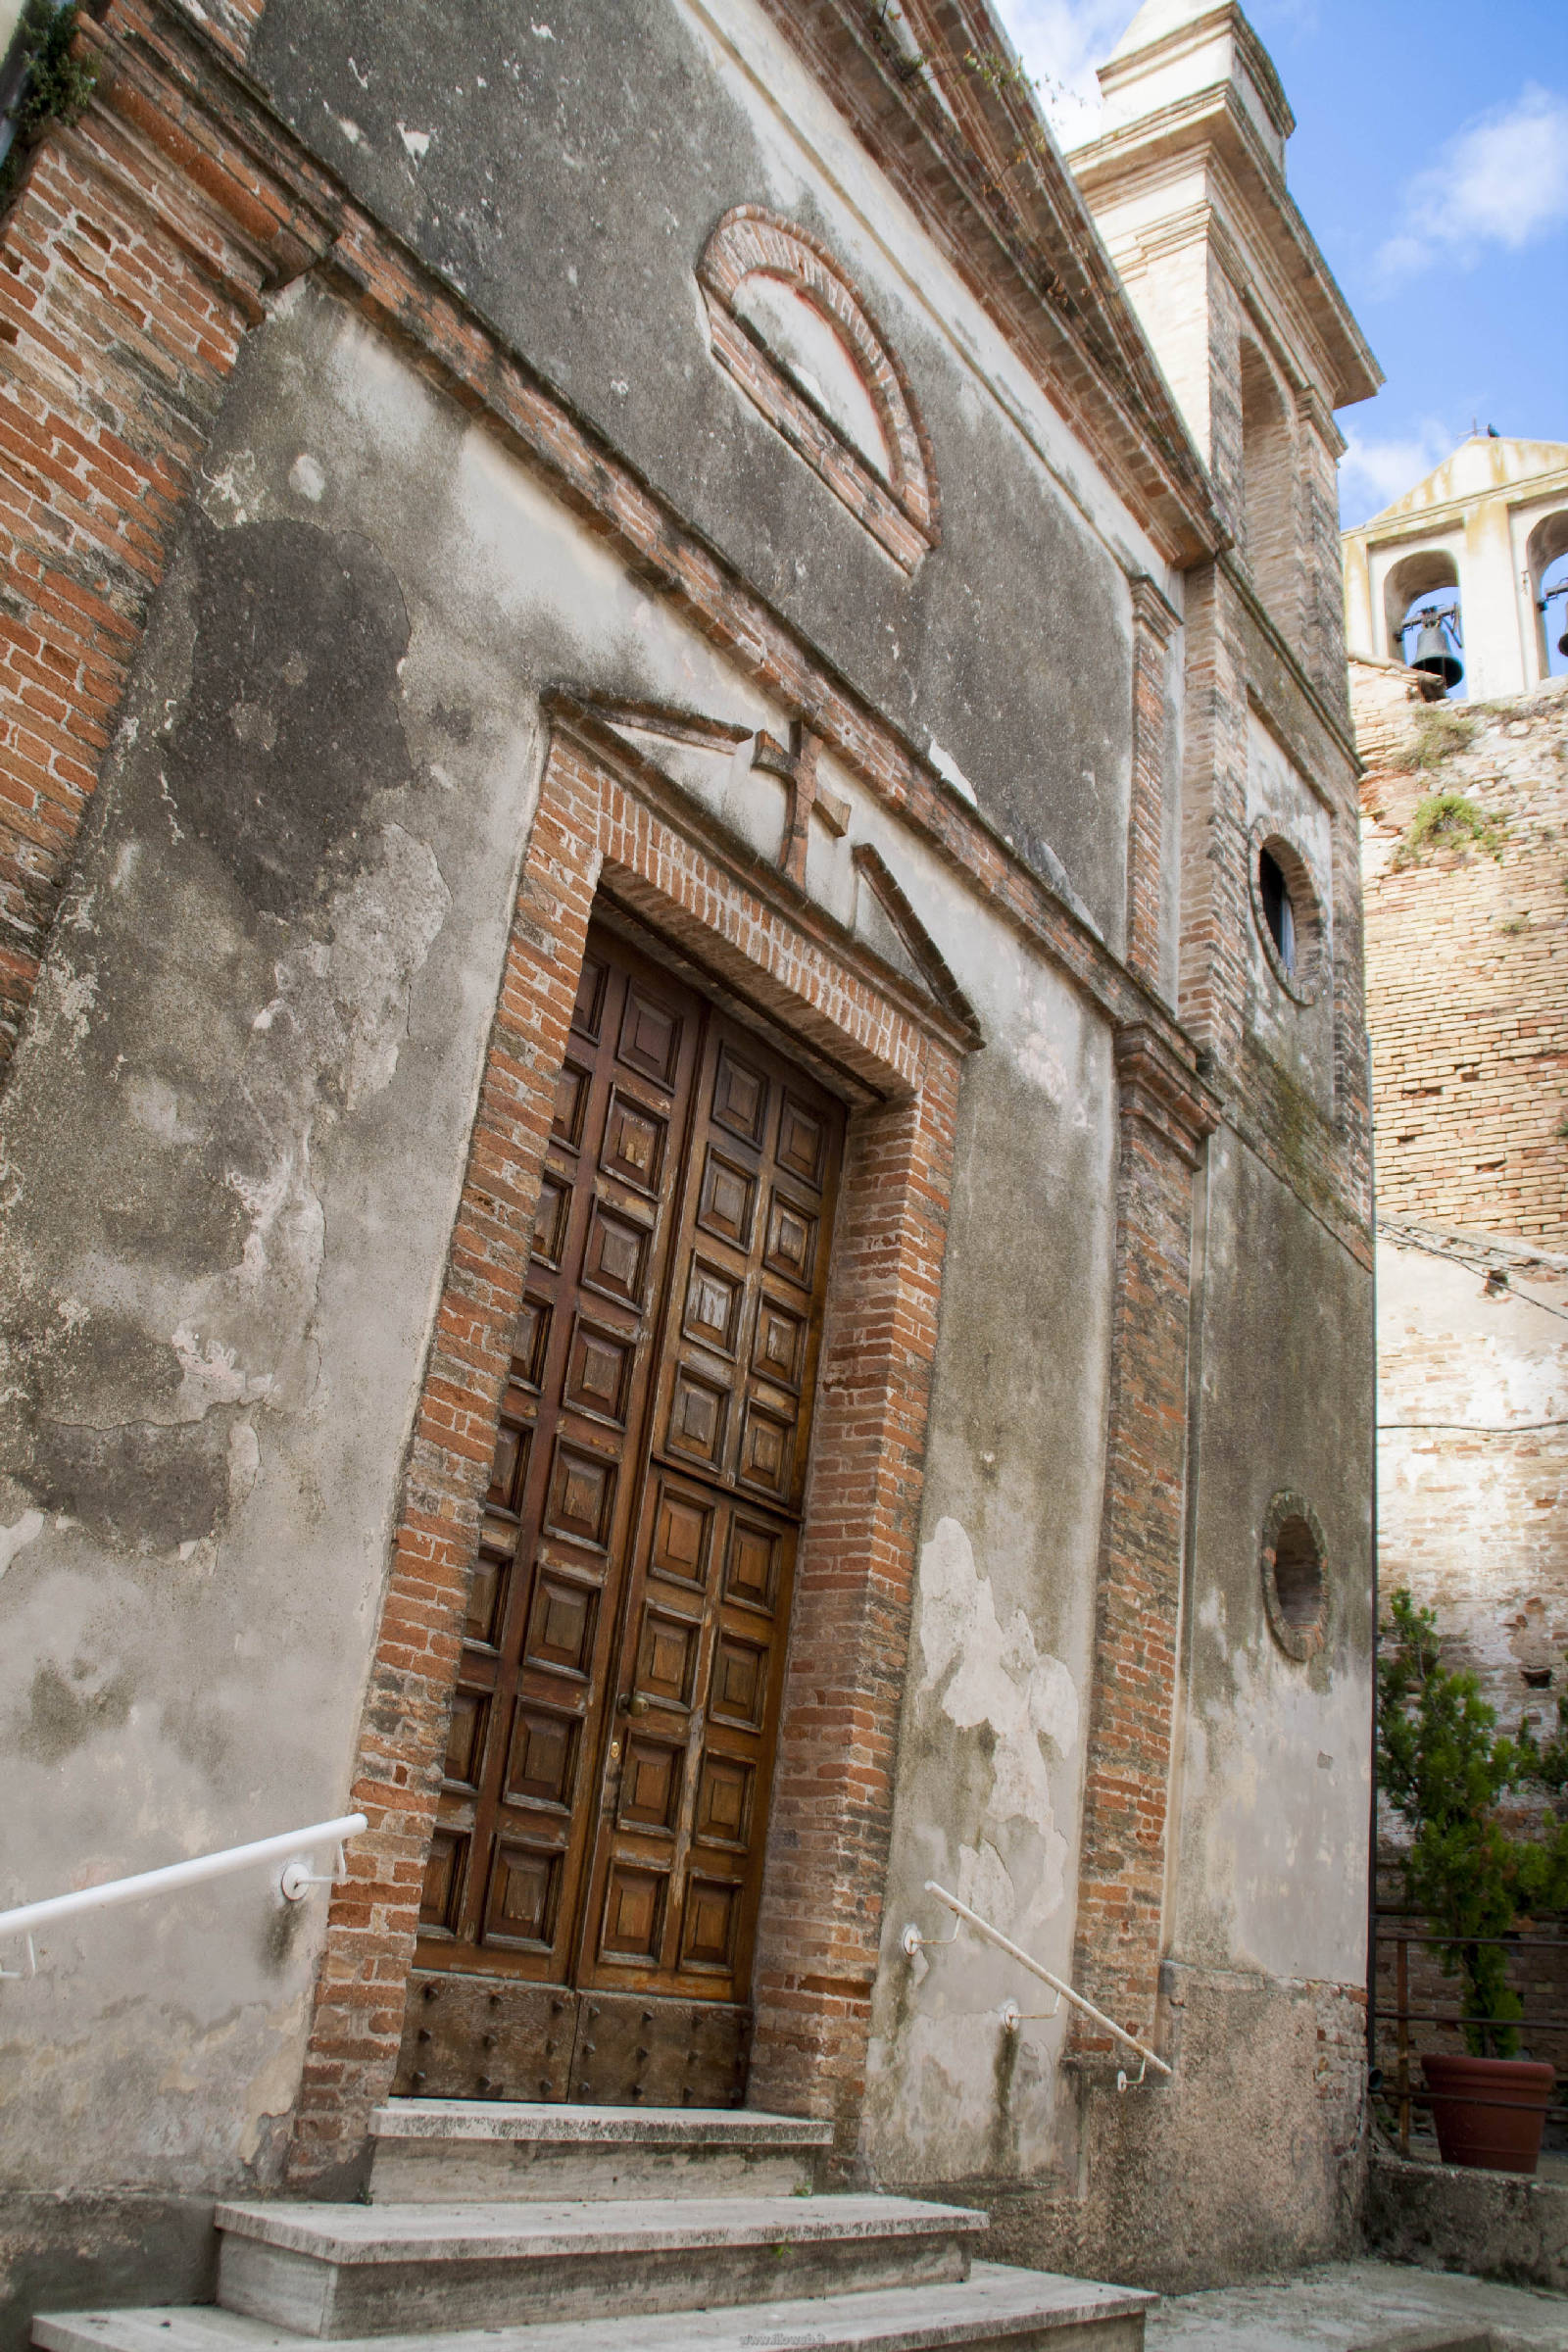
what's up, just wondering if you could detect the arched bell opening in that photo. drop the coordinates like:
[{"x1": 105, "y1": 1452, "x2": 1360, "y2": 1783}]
[
  {"x1": 1526, "y1": 510, "x2": 1568, "y2": 682},
  {"x1": 1383, "y1": 548, "x2": 1465, "y2": 702}
]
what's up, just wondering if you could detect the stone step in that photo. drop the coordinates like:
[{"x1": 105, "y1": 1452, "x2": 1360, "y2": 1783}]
[
  {"x1": 212, "y1": 2193, "x2": 989, "y2": 2337},
  {"x1": 368, "y1": 2098, "x2": 833, "y2": 2202},
  {"x1": 35, "y1": 2263, "x2": 1152, "y2": 2352}
]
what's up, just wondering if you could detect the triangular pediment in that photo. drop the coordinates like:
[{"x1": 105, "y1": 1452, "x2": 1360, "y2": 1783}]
[
  {"x1": 1367, "y1": 437, "x2": 1568, "y2": 525},
  {"x1": 545, "y1": 692, "x2": 983, "y2": 1053}
]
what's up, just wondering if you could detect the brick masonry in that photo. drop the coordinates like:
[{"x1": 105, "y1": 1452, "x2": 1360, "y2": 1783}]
[
  {"x1": 1071, "y1": 1026, "x2": 1217, "y2": 2050},
  {"x1": 0, "y1": 0, "x2": 333, "y2": 1077},
  {"x1": 1357, "y1": 661, "x2": 1568, "y2": 1242}
]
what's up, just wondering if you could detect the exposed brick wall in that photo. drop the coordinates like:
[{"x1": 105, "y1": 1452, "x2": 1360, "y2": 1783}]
[
  {"x1": 1070, "y1": 1026, "x2": 1216, "y2": 2049},
  {"x1": 0, "y1": 0, "x2": 332, "y2": 1078},
  {"x1": 1357, "y1": 661, "x2": 1568, "y2": 1243},
  {"x1": 288, "y1": 719, "x2": 961, "y2": 2182},
  {"x1": 1125, "y1": 573, "x2": 1179, "y2": 987}
]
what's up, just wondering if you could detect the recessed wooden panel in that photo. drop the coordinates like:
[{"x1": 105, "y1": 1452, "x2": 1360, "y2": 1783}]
[
  {"x1": 752, "y1": 1298, "x2": 805, "y2": 1390},
  {"x1": 697, "y1": 1148, "x2": 757, "y2": 1249},
  {"x1": 724, "y1": 1516, "x2": 781, "y2": 1615},
  {"x1": 601, "y1": 1867, "x2": 667, "y2": 1964},
  {"x1": 443, "y1": 1691, "x2": 488, "y2": 1789},
  {"x1": 553, "y1": 1059, "x2": 592, "y2": 1152},
  {"x1": 695, "y1": 1752, "x2": 753, "y2": 1850},
  {"x1": 486, "y1": 1420, "x2": 530, "y2": 1515},
  {"x1": 485, "y1": 1840, "x2": 562, "y2": 1950},
  {"x1": 712, "y1": 1045, "x2": 768, "y2": 1145},
  {"x1": 513, "y1": 1298, "x2": 552, "y2": 1391},
  {"x1": 619, "y1": 1738, "x2": 683, "y2": 1834},
  {"x1": 582, "y1": 1203, "x2": 651, "y2": 1309},
  {"x1": 777, "y1": 1091, "x2": 827, "y2": 1188},
  {"x1": 636, "y1": 1606, "x2": 701, "y2": 1710},
  {"x1": 419, "y1": 1830, "x2": 466, "y2": 1935},
  {"x1": 564, "y1": 1321, "x2": 633, "y2": 1427},
  {"x1": 617, "y1": 985, "x2": 683, "y2": 1088},
  {"x1": 683, "y1": 1258, "x2": 742, "y2": 1356},
  {"x1": 525, "y1": 1572, "x2": 599, "y2": 1678},
  {"x1": 710, "y1": 1633, "x2": 769, "y2": 1730},
  {"x1": 650, "y1": 1482, "x2": 714, "y2": 1592},
  {"x1": 665, "y1": 1366, "x2": 729, "y2": 1468},
  {"x1": 680, "y1": 1877, "x2": 740, "y2": 1972},
  {"x1": 545, "y1": 1444, "x2": 616, "y2": 1549},
  {"x1": 465, "y1": 1544, "x2": 510, "y2": 1647},
  {"x1": 737, "y1": 1400, "x2": 795, "y2": 1499},
  {"x1": 602, "y1": 1090, "x2": 666, "y2": 1197},
  {"x1": 572, "y1": 952, "x2": 609, "y2": 1042},
  {"x1": 763, "y1": 1190, "x2": 817, "y2": 1289},
  {"x1": 505, "y1": 1706, "x2": 578, "y2": 1812},
  {"x1": 531, "y1": 1173, "x2": 570, "y2": 1268}
]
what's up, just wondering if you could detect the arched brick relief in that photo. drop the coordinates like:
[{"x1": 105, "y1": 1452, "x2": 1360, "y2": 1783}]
[{"x1": 697, "y1": 205, "x2": 939, "y2": 575}]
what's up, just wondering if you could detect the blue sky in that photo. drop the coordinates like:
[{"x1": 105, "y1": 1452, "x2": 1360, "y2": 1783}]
[{"x1": 991, "y1": 0, "x2": 1568, "y2": 527}]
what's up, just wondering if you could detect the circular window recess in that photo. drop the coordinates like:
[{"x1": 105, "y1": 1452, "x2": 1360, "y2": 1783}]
[
  {"x1": 1249, "y1": 825, "x2": 1325, "y2": 1005},
  {"x1": 1260, "y1": 1492, "x2": 1329, "y2": 1661}
]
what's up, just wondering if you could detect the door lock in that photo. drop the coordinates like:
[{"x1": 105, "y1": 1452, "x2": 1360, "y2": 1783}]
[{"x1": 617, "y1": 1692, "x2": 651, "y2": 1717}]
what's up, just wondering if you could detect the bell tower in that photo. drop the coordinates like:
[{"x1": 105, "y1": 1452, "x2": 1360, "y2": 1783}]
[{"x1": 1068, "y1": 0, "x2": 1380, "y2": 699}]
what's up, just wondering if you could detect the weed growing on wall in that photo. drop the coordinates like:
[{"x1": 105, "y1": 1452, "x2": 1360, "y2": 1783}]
[
  {"x1": 0, "y1": 1, "x2": 97, "y2": 209},
  {"x1": 1394, "y1": 791, "x2": 1508, "y2": 869},
  {"x1": 1395, "y1": 707, "x2": 1482, "y2": 774}
]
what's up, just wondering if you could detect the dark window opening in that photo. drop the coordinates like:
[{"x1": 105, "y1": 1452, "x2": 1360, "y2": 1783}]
[
  {"x1": 1259, "y1": 846, "x2": 1296, "y2": 975},
  {"x1": 1273, "y1": 1515, "x2": 1324, "y2": 1628}
]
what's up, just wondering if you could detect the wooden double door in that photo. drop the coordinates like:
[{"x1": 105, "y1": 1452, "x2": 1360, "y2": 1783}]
[{"x1": 394, "y1": 918, "x2": 845, "y2": 2106}]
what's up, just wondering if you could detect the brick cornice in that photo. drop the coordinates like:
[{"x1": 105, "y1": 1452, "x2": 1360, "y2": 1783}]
[
  {"x1": 1114, "y1": 1020, "x2": 1221, "y2": 1166},
  {"x1": 74, "y1": 0, "x2": 338, "y2": 318}
]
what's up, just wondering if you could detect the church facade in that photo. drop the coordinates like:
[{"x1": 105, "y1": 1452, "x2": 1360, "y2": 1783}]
[{"x1": 0, "y1": 0, "x2": 1379, "y2": 2326}]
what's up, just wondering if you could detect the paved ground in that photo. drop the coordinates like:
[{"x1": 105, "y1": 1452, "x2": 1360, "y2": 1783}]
[{"x1": 1148, "y1": 2260, "x2": 1568, "y2": 2348}]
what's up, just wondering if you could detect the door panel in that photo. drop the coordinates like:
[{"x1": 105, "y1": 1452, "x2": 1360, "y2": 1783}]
[{"x1": 394, "y1": 918, "x2": 843, "y2": 2104}]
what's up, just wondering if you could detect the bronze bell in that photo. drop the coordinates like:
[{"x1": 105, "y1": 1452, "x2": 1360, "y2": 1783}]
[
  {"x1": 1410, "y1": 610, "x2": 1463, "y2": 691},
  {"x1": 1557, "y1": 616, "x2": 1568, "y2": 660}
]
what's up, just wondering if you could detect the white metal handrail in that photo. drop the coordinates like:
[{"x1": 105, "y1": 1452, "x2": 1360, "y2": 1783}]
[
  {"x1": 0, "y1": 1813, "x2": 368, "y2": 1976},
  {"x1": 903, "y1": 1880, "x2": 1173, "y2": 2087}
]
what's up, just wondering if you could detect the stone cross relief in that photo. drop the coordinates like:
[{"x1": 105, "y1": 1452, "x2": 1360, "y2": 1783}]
[{"x1": 751, "y1": 720, "x2": 851, "y2": 888}]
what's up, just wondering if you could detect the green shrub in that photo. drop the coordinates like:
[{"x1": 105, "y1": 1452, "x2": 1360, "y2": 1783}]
[{"x1": 1378, "y1": 1590, "x2": 1568, "y2": 2057}]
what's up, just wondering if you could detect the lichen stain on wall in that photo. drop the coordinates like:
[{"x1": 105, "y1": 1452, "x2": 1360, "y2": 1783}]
[
  {"x1": 863, "y1": 1516, "x2": 1081, "y2": 2176},
  {"x1": 918, "y1": 1515, "x2": 1079, "y2": 1843},
  {"x1": 0, "y1": 509, "x2": 450, "y2": 1566},
  {"x1": 1179, "y1": 1588, "x2": 1370, "y2": 1984}
]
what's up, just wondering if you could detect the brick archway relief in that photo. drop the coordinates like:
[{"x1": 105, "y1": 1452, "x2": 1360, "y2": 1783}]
[{"x1": 287, "y1": 710, "x2": 964, "y2": 2182}]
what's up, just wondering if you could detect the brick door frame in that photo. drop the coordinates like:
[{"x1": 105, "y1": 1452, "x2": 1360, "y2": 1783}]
[{"x1": 288, "y1": 703, "x2": 966, "y2": 2185}]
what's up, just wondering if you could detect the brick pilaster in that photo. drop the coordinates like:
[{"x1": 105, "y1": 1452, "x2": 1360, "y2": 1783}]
[
  {"x1": 1071, "y1": 1021, "x2": 1217, "y2": 2051},
  {"x1": 1125, "y1": 572, "x2": 1180, "y2": 986},
  {"x1": 748, "y1": 1048, "x2": 960, "y2": 2152},
  {"x1": 0, "y1": 0, "x2": 333, "y2": 1077}
]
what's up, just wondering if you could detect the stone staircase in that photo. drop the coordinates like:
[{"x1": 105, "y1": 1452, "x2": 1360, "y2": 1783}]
[{"x1": 35, "y1": 2100, "x2": 1152, "y2": 2352}]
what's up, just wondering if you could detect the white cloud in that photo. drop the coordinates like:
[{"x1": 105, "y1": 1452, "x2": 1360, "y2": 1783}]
[
  {"x1": 1377, "y1": 85, "x2": 1568, "y2": 282},
  {"x1": 987, "y1": 0, "x2": 1136, "y2": 140},
  {"x1": 1338, "y1": 419, "x2": 1457, "y2": 528}
]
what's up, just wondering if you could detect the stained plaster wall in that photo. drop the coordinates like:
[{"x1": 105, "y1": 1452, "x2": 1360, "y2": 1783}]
[
  {"x1": 247, "y1": 0, "x2": 1167, "y2": 957},
  {"x1": 1377, "y1": 1235, "x2": 1568, "y2": 1731},
  {"x1": 0, "y1": 245, "x2": 1137, "y2": 2246}
]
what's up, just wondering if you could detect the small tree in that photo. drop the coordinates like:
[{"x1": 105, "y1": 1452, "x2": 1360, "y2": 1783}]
[{"x1": 1377, "y1": 1590, "x2": 1568, "y2": 2058}]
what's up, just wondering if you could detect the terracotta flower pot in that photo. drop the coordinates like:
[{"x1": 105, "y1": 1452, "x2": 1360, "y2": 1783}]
[{"x1": 1421, "y1": 2051, "x2": 1555, "y2": 2175}]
